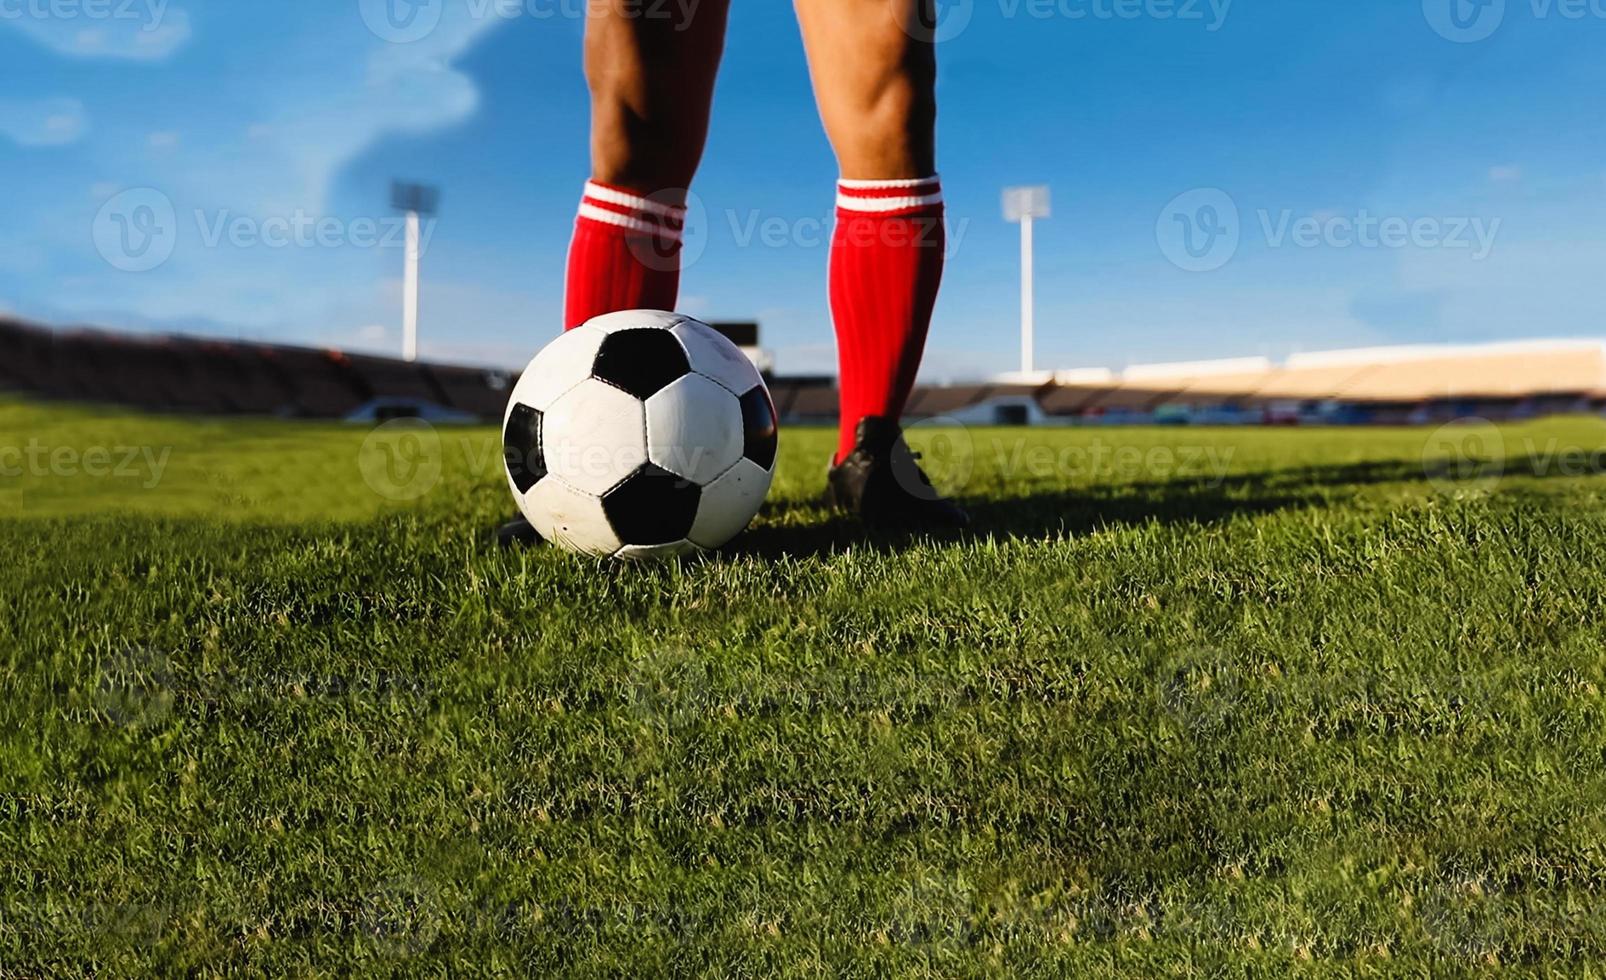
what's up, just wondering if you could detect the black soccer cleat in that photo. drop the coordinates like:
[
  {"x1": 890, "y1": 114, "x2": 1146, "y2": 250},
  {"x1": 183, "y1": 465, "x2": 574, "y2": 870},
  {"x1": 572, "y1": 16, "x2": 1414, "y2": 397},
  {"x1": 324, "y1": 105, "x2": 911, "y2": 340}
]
[
  {"x1": 824, "y1": 416, "x2": 970, "y2": 531},
  {"x1": 496, "y1": 515, "x2": 543, "y2": 548}
]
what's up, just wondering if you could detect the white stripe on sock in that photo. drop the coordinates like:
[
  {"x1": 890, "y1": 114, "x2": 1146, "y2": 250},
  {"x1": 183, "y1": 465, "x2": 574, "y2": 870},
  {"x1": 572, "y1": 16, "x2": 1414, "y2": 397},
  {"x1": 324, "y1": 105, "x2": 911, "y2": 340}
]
[
  {"x1": 582, "y1": 181, "x2": 686, "y2": 219},
  {"x1": 837, "y1": 175, "x2": 941, "y2": 191},
  {"x1": 835, "y1": 191, "x2": 945, "y2": 213},
  {"x1": 578, "y1": 202, "x2": 683, "y2": 240}
]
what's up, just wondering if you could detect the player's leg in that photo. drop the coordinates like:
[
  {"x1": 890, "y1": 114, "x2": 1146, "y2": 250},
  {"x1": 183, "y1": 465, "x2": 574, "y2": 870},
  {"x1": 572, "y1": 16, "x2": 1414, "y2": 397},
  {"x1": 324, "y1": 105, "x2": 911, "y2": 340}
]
[
  {"x1": 506, "y1": 1, "x2": 729, "y2": 547},
  {"x1": 796, "y1": 0, "x2": 966, "y2": 527},
  {"x1": 564, "y1": 0, "x2": 730, "y2": 330}
]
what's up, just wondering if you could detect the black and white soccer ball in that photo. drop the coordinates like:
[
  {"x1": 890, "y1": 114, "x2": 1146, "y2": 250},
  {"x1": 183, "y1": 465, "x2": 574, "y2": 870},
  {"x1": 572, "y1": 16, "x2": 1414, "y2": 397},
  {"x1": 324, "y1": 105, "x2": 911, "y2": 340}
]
[{"x1": 502, "y1": 310, "x2": 779, "y2": 559}]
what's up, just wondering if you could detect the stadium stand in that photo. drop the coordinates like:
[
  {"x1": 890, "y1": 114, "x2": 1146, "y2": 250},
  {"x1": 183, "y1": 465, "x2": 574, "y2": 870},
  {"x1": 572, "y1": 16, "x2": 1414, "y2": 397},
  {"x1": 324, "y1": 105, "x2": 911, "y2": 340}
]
[
  {"x1": 428, "y1": 364, "x2": 515, "y2": 419},
  {"x1": 341, "y1": 353, "x2": 444, "y2": 403},
  {"x1": 184, "y1": 342, "x2": 297, "y2": 415},
  {"x1": 1038, "y1": 383, "x2": 1117, "y2": 417},
  {"x1": 766, "y1": 377, "x2": 832, "y2": 420},
  {"x1": 0, "y1": 319, "x2": 52, "y2": 391},
  {"x1": 785, "y1": 382, "x2": 842, "y2": 422},
  {"x1": 2, "y1": 317, "x2": 1602, "y2": 427},
  {"x1": 905, "y1": 384, "x2": 992, "y2": 416},
  {"x1": 259, "y1": 347, "x2": 370, "y2": 418},
  {"x1": 1082, "y1": 384, "x2": 1183, "y2": 420}
]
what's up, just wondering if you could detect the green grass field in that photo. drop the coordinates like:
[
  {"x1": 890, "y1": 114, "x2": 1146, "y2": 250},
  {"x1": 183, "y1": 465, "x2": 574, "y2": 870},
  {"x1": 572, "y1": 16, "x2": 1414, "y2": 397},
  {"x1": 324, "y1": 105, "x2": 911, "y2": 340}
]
[{"x1": 6, "y1": 395, "x2": 1606, "y2": 975}]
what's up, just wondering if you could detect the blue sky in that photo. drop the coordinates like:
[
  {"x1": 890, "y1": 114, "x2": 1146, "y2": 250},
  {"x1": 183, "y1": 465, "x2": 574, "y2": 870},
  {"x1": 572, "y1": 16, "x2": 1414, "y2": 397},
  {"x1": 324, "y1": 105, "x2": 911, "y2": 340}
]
[{"x1": 3, "y1": 0, "x2": 1605, "y2": 376}]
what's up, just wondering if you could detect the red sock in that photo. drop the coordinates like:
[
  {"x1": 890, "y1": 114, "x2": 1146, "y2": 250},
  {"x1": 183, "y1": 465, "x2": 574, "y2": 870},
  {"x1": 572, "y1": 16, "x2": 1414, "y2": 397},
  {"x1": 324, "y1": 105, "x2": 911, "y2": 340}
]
[
  {"x1": 829, "y1": 176, "x2": 946, "y2": 463},
  {"x1": 563, "y1": 180, "x2": 686, "y2": 330}
]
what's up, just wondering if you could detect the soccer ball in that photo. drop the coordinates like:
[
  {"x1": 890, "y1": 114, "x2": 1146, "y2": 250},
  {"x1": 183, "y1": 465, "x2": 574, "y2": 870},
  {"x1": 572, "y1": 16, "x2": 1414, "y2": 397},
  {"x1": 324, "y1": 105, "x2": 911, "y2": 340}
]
[{"x1": 502, "y1": 310, "x2": 779, "y2": 559}]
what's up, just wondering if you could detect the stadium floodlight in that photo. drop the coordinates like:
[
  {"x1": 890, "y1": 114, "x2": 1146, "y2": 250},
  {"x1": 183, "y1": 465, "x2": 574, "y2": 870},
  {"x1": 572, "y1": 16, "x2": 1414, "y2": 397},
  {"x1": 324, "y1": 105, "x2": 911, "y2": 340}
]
[
  {"x1": 391, "y1": 181, "x2": 440, "y2": 363},
  {"x1": 1003, "y1": 186, "x2": 1051, "y2": 376}
]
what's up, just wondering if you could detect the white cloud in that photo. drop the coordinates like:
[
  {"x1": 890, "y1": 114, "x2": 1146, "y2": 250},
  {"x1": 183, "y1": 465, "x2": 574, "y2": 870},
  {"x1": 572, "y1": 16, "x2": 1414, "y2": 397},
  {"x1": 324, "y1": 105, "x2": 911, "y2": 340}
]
[
  {"x1": 677, "y1": 294, "x2": 712, "y2": 316},
  {"x1": 1489, "y1": 164, "x2": 1523, "y2": 183},
  {"x1": 0, "y1": 96, "x2": 87, "y2": 146},
  {"x1": 8, "y1": 7, "x2": 518, "y2": 349},
  {"x1": 178, "y1": 8, "x2": 506, "y2": 216},
  {"x1": 3, "y1": 6, "x2": 192, "y2": 61}
]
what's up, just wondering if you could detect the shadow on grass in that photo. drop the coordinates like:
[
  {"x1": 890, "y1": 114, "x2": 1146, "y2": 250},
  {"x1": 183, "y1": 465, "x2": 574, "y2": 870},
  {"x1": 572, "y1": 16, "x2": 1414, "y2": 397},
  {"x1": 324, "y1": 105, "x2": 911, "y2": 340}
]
[
  {"x1": 731, "y1": 479, "x2": 1303, "y2": 561},
  {"x1": 728, "y1": 454, "x2": 1574, "y2": 560}
]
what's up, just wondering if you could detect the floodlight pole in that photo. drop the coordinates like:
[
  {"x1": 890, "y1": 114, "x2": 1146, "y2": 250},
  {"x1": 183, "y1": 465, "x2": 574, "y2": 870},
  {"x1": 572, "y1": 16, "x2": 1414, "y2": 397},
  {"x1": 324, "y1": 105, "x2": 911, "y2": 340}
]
[
  {"x1": 1019, "y1": 213, "x2": 1035, "y2": 376},
  {"x1": 403, "y1": 210, "x2": 421, "y2": 363},
  {"x1": 391, "y1": 181, "x2": 439, "y2": 364},
  {"x1": 1004, "y1": 186, "x2": 1051, "y2": 377}
]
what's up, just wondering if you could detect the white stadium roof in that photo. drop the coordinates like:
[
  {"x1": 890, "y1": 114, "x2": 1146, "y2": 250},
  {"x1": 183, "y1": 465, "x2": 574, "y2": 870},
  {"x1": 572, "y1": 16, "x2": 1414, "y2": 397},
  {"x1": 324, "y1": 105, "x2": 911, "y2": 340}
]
[{"x1": 1034, "y1": 340, "x2": 1606, "y2": 403}]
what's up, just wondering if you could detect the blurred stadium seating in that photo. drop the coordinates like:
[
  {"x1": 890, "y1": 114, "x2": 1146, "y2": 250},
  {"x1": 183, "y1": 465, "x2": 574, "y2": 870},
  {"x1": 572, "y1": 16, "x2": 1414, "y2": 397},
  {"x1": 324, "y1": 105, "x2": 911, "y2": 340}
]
[
  {"x1": 0, "y1": 318, "x2": 501, "y2": 422},
  {"x1": 2, "y1": 317, "x2": 1602, "y2": 426}
]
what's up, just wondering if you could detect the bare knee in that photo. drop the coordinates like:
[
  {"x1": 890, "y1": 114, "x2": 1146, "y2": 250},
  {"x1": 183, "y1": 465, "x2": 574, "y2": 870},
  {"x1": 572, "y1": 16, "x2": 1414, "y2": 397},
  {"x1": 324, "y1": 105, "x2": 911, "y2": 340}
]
[
  {"x1": 801, "y1": 9, "x2": 938, "y2": 180},
  {"x1": 584, "y1": 11, "x2": 724, "y2": 195},
  {"x1": 831, "y1": 66, "x2": 936, "y2": 179},
  {"x1": 587, "y1": 88, "x2": 706, "y2": 195}
]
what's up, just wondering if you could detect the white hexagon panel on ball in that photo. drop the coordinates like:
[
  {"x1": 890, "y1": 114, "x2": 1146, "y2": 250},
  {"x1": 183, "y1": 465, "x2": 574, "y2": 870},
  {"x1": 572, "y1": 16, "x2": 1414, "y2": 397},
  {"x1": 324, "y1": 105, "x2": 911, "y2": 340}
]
[
  {"x1": 542, "y1": 378, "x2": 648, "y2": 497},
  {"x1": 689, "y1": 458, "x2": 774, "y2": 551},
  {"x1": 645, "y1": 374, "x2": 744, "y2": 488},
  {"x1": 504, "y1": 324, "x2": 606, "y2": 414},
  {"x1": 521, "y1": 474, "x2": 623, "y2": 556},
  {"x1": 671, "y1": 317, "x2": 764, "y2": 396}
]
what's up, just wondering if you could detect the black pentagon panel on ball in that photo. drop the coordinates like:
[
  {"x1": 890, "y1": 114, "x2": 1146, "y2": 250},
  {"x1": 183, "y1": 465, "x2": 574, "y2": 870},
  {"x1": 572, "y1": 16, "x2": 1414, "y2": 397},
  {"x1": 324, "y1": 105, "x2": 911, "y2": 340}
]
[
  {"x1": 591, "y1": 329, "x2": 692, "y2": 400},
  {"x1": 738, "y1": 386, "x2": 779, "y2": 470},
  {"x1": 503, "y1": 402, "x2": 546, "y2": 493},
  {"x1": 603, "y1": 464, "x2": 701, "y2": 546}
]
